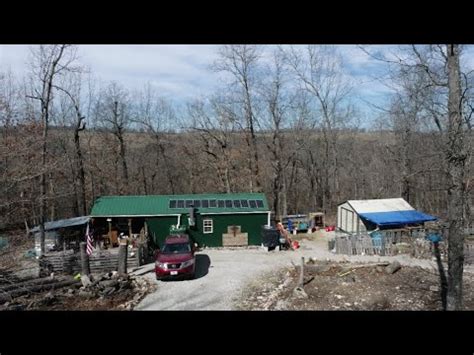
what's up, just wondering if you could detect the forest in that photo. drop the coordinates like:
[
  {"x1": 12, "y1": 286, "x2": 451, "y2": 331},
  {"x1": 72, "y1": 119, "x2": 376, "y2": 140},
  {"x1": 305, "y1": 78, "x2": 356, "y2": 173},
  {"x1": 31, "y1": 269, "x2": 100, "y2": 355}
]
[{"x1": 0, "y1": 45, "x2": 472, "y2": 230}]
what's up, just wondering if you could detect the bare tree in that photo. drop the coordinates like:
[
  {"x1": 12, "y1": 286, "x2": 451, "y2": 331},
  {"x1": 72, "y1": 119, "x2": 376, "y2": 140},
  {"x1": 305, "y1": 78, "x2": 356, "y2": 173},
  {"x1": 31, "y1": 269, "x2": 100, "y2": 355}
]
[
  {"x1": 446, "y1": 44, "x2": 468, "y2": 310},
  {"x1": 365, "y1": 44, "x2": 472, "y2": 309},
  {"x1": 26, "y1": 45, "x2": 78, "y2": 254},
  {"x1": 188, "y1": 97, "x2": 236, "y2": 193},
  {"x1": 282, "y1": 45, "x2": 354, "y2": 212},
  {"x1": 257, "y1": 50, "x2": 297, "y2": 217},
  {"x1": 214, "y1": 45, "x2": 263, "y2": 192},
  {"x1": 134, "y1": 83, "x2": 177, "y2": 194},
  {"x1": 54, "y1": 71, "x2": 88, "y2": 215},
  {"x1": 95, "y1": 81, "x2": 131, "y2": 194}
]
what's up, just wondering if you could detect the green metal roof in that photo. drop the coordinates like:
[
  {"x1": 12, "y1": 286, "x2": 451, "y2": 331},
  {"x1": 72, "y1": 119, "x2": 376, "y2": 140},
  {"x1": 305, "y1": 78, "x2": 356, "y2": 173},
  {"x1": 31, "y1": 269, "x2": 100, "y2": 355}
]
[{"x1": 90, "y1": 193, "x2": 269, "y2": 217}]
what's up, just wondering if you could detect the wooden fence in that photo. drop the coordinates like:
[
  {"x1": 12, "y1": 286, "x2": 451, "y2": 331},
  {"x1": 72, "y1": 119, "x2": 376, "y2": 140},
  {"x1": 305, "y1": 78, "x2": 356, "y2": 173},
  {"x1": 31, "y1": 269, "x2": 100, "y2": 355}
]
[
  {"x1": 39, "y1": 247, "x2": 144, "y2": 276},
  {"x1": 333, "y1": 231, "x2": 473, "y2": 264}
]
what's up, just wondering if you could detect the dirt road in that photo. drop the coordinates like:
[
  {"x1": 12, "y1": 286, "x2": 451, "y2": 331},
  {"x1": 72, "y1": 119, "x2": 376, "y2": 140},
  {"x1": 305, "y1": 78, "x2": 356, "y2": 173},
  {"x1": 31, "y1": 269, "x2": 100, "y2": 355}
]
[{"x1": 135, "y1": 232, "x2": 473, "y2": 310}]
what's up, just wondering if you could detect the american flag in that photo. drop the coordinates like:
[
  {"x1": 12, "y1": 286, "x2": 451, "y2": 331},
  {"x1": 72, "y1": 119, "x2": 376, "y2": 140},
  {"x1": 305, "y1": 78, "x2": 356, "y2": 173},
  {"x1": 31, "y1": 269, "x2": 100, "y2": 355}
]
[{"x1": 86, "y1": 222, "x2": 94, "y2": 255}]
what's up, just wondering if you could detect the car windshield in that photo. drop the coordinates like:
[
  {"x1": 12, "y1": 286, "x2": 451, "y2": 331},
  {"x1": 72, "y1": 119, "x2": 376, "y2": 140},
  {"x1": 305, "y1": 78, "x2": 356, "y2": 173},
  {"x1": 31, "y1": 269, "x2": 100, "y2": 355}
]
[{"x1": 161, "y1": 243, "x2": 191, "y2": 254}]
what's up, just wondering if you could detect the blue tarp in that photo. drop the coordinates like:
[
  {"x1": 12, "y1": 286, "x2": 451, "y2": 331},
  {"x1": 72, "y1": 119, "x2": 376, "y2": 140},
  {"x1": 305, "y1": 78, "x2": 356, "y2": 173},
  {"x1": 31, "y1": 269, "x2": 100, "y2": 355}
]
[{"x1": 359, "y1": 210, "x2": 437, "y2": 227}]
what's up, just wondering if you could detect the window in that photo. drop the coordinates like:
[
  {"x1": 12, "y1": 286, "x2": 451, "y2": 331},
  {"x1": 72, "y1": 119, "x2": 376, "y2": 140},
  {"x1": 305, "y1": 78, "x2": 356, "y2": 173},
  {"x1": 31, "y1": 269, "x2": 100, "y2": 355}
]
[
  {"x1": 233, "y1": 200, "x2": 241, "y2": 208},
  {"x1": 240, "y1": 199, "x2": 249, "y2": 208},
  {"x1": 256, "y1": 200, "x2": 264, "y2": 208},
  {"x1": 218, "y1": 200, "x2": 225, "y2": 208},
  {"x1": 203, "y1": 219, "x2": 213, "y2": 234},
  {"x1": 201, "y1": 200, "x2": 209, "y2": 208},
  {"x1": 162, "y1": 243, "x2": 191, "y2": 254},
  {"x1": 169, "y1": 200, "x2": 177, "y2": 208},
  {"x1": 249, "y1": 200, "x2": 257, "y2": 208},
  {"x1": 193, "y1": 200, "x2": 201, "y2": 208},
  {"x1": 177, "y1": 200, "x2": 184, "y2": 208},
  {"x1": 209, "y1": 200, "x2": 216, "y2": 208},
  {"x1": 225, "y1": 200, "x2": 233, "y2": 208},
  {"x1": 185, "y1": 200, "x2": 193, "y2": 208}
]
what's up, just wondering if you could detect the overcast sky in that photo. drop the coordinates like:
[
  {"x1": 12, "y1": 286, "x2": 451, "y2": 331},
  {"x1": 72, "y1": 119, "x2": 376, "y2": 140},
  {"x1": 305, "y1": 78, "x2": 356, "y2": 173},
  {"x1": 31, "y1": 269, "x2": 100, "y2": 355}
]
[{"x1": 1, "y1": 45, "x2": 473, "y2": 123}]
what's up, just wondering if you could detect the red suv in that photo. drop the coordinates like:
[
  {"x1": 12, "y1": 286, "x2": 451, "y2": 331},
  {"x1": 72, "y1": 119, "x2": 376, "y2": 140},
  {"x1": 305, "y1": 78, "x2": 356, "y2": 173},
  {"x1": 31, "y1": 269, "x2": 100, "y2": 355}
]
[{"x1": 155, "y1": 235, "x2": 196, "y2": 280}]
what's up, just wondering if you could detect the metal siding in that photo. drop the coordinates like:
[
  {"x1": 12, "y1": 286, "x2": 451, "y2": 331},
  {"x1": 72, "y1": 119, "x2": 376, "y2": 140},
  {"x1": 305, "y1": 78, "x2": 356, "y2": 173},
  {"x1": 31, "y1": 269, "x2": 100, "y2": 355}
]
[
  {"x1": 146, "y1": 213, "x2": 267, "y2": 248},
  {"x1": 146, "y1": 216, "x2": 180, "y2": 248},
  {"x1": 211, "y1": 213, "x2": 267, "y2": 246},
  {"x1": 337, "y1": 202, "x2": 350, "y2": 230}
]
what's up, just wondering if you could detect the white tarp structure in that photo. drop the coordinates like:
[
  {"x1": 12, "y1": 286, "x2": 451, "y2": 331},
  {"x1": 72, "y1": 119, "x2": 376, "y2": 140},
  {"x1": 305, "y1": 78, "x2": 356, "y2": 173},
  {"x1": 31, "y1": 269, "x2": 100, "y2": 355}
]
[{"x1": 337, "y1": 198, "x2": 436, "y2": 234}]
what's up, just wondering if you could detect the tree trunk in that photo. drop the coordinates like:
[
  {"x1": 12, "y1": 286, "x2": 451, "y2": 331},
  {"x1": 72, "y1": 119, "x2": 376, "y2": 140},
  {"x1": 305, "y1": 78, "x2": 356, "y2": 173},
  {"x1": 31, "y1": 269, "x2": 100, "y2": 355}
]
[
  {"x1": 117, "y1": 131, "x2": 129, "y2": 194},
  {"x1": 157, "y1": 140, "x2": 175, "y2": 194},
  {"x1": 36, "y1": 45, "x2": 67, "y2": 254},
  {"x1": 446, "y1": 44, "x2": 466, "y2": 310},
  {"x1": 141, "y1": 165, "x2": 148, "y2": 194},
  {"x1": 74, "y1": 123, "x2": 87, "y2": 215}
]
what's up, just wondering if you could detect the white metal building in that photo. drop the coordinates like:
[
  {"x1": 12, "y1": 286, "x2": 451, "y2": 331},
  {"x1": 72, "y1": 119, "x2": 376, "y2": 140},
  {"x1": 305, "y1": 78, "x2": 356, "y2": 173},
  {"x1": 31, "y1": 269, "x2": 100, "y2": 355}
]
[{"x1": 337, "y1": 198, "x2": 436, "y2": 234}]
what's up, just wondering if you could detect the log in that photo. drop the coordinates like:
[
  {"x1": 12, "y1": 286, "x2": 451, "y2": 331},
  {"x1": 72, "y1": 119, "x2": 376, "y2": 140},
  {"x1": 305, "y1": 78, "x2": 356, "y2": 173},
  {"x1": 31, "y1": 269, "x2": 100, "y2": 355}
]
[
  {"x1": 117, "y1": 241, "x2": 128, "y2": 275},
  {"x1": 0, "y1": 276, "x2": 65, "y2": 293},
  {"x1": 80, "y1": 242, "x2": 91, "y2": 276},
  {"x1": 0, "y1": 279, "x2": 80, "y2": 303},
  {"x1": 385, "y1": 261, "x2": 401, "y2": 274}
]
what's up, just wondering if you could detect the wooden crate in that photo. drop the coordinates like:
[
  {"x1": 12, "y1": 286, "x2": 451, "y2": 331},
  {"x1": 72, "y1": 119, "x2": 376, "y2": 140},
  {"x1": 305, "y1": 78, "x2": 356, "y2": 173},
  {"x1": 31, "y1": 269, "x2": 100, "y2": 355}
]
[{"x1": 222, "y1": 233, "x2": 248, "y2": 246}]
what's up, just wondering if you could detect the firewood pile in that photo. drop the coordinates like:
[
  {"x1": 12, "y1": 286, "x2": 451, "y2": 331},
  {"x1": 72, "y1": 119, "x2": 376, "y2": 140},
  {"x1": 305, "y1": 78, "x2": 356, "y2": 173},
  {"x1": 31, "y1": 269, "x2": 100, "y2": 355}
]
[{"x1": 0, "y1": 271, "x2": 154, "y2": 310}]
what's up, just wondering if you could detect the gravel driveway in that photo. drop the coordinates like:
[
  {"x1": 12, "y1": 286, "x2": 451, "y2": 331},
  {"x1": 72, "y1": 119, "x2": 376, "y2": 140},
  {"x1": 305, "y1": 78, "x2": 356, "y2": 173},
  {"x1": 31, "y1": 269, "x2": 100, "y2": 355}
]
[{"x1": 135, "y1": 233, "x2": 474, "y2": 310}]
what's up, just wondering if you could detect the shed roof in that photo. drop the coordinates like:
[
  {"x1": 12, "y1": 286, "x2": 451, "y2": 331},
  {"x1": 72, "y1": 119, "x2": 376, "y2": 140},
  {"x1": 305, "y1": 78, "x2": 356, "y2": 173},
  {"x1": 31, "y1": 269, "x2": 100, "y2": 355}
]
[
  {"x1": 346, "y1": 198, "x2": 414, "y2": 214},
  {"x1": 90, "y1": 193, "x2": 269, "y2": 217},
  {"x1": 30, "y1": 216, "x2": 90, "y2": 233}
]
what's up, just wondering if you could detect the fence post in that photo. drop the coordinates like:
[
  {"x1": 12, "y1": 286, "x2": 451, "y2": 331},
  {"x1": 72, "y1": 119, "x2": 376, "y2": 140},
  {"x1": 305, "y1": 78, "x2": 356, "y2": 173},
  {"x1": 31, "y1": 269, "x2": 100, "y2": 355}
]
[
  {"x1": 298, "y1": 257, "x2": 305, "y2": 288},
  {"x1": 80, "y1": 242, "x2": 91, "y2": 276},
  {"x1": 137, "y1": 242, "x2": 144, "y2": 266},
  {"x1": 118, "y1": 240, "x2": 128, "y2": 275}
]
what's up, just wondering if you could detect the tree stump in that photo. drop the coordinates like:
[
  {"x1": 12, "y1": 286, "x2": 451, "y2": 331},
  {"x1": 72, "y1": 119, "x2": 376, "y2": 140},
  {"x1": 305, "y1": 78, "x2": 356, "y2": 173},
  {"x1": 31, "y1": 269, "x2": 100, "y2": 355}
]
[{"x1": 118, "y1": 240, "x2": 128, "y2": 275}]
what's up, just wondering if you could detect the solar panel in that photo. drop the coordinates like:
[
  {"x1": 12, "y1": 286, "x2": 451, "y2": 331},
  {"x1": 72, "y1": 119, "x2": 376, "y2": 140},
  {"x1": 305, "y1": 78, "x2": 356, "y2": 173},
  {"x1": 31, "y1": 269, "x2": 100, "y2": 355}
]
[
  {"x1": 185, "y1": 200, "x2": 193, "y2": 208},
  {"x1": 201, "y1": 200, "x2": 209, "y2": 208},
  {"x1": 225, "y1": 200, "x2": 233, "y2": 208},
  {"x1": 218, "y1": 200, "x2": 225, "y2": 208},
  {"x1": 233, "y1": 200, "x2": 241, "y2": 208},
  {"x1": 240, "y1": 200, "x2": 249, "y2": 208},
  {"x1": 249, "y1": 200, "x2": 257, "y2": 208},
  {"x1": 177, "y1": 200, "x2": 184, "y2": 208},
  {"x1": 209, "y1": 200, "x2": 217, "y2": 208},
  {"x1": 193, "y1": 200, "x2": 201, "y2": 208},
  {"x1": 256, "y1": 200, "x2": 264, "y2": 208},
  {"x1": 169, "y1": 200, "x2": 177, "y2": 208}
]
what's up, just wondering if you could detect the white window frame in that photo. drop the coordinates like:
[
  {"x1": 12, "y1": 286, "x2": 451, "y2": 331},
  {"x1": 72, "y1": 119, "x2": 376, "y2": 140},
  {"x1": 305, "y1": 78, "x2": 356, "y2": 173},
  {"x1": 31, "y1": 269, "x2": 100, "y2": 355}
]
[{"x1": 203, "y1": 219, "x2": 213, "y2": 234}]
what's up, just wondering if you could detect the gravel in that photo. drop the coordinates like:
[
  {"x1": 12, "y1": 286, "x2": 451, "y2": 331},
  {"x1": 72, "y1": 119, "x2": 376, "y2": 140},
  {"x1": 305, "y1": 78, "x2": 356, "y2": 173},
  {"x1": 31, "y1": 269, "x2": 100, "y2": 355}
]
[{"x1": 135, "y1": 232, "x2": 474, "y2": 310}]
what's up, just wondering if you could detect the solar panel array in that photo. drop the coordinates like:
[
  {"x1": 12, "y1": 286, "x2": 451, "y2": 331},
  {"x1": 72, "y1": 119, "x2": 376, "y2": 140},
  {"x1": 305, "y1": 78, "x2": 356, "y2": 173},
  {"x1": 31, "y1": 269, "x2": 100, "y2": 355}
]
[{"x1": 168, "y1": 198, "x2": 265, "y2": 209}]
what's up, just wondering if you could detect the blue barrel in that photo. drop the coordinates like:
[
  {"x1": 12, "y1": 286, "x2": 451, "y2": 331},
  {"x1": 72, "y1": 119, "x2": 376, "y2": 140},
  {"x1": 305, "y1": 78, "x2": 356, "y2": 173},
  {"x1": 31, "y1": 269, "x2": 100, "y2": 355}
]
[
  {"x1": 426, "y1": 233, "x2": 442, "y2": 243},
  {"x1": 370, "y1": 231, "x2": 383, "y2": 248}
]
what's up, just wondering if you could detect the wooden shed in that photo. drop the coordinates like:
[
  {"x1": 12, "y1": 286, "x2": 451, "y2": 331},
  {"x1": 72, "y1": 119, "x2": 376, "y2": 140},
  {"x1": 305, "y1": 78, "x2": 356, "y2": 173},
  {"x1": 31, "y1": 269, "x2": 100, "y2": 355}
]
[{"x1": 89, "y1": 193, "x2": 270, "y2": 248}]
